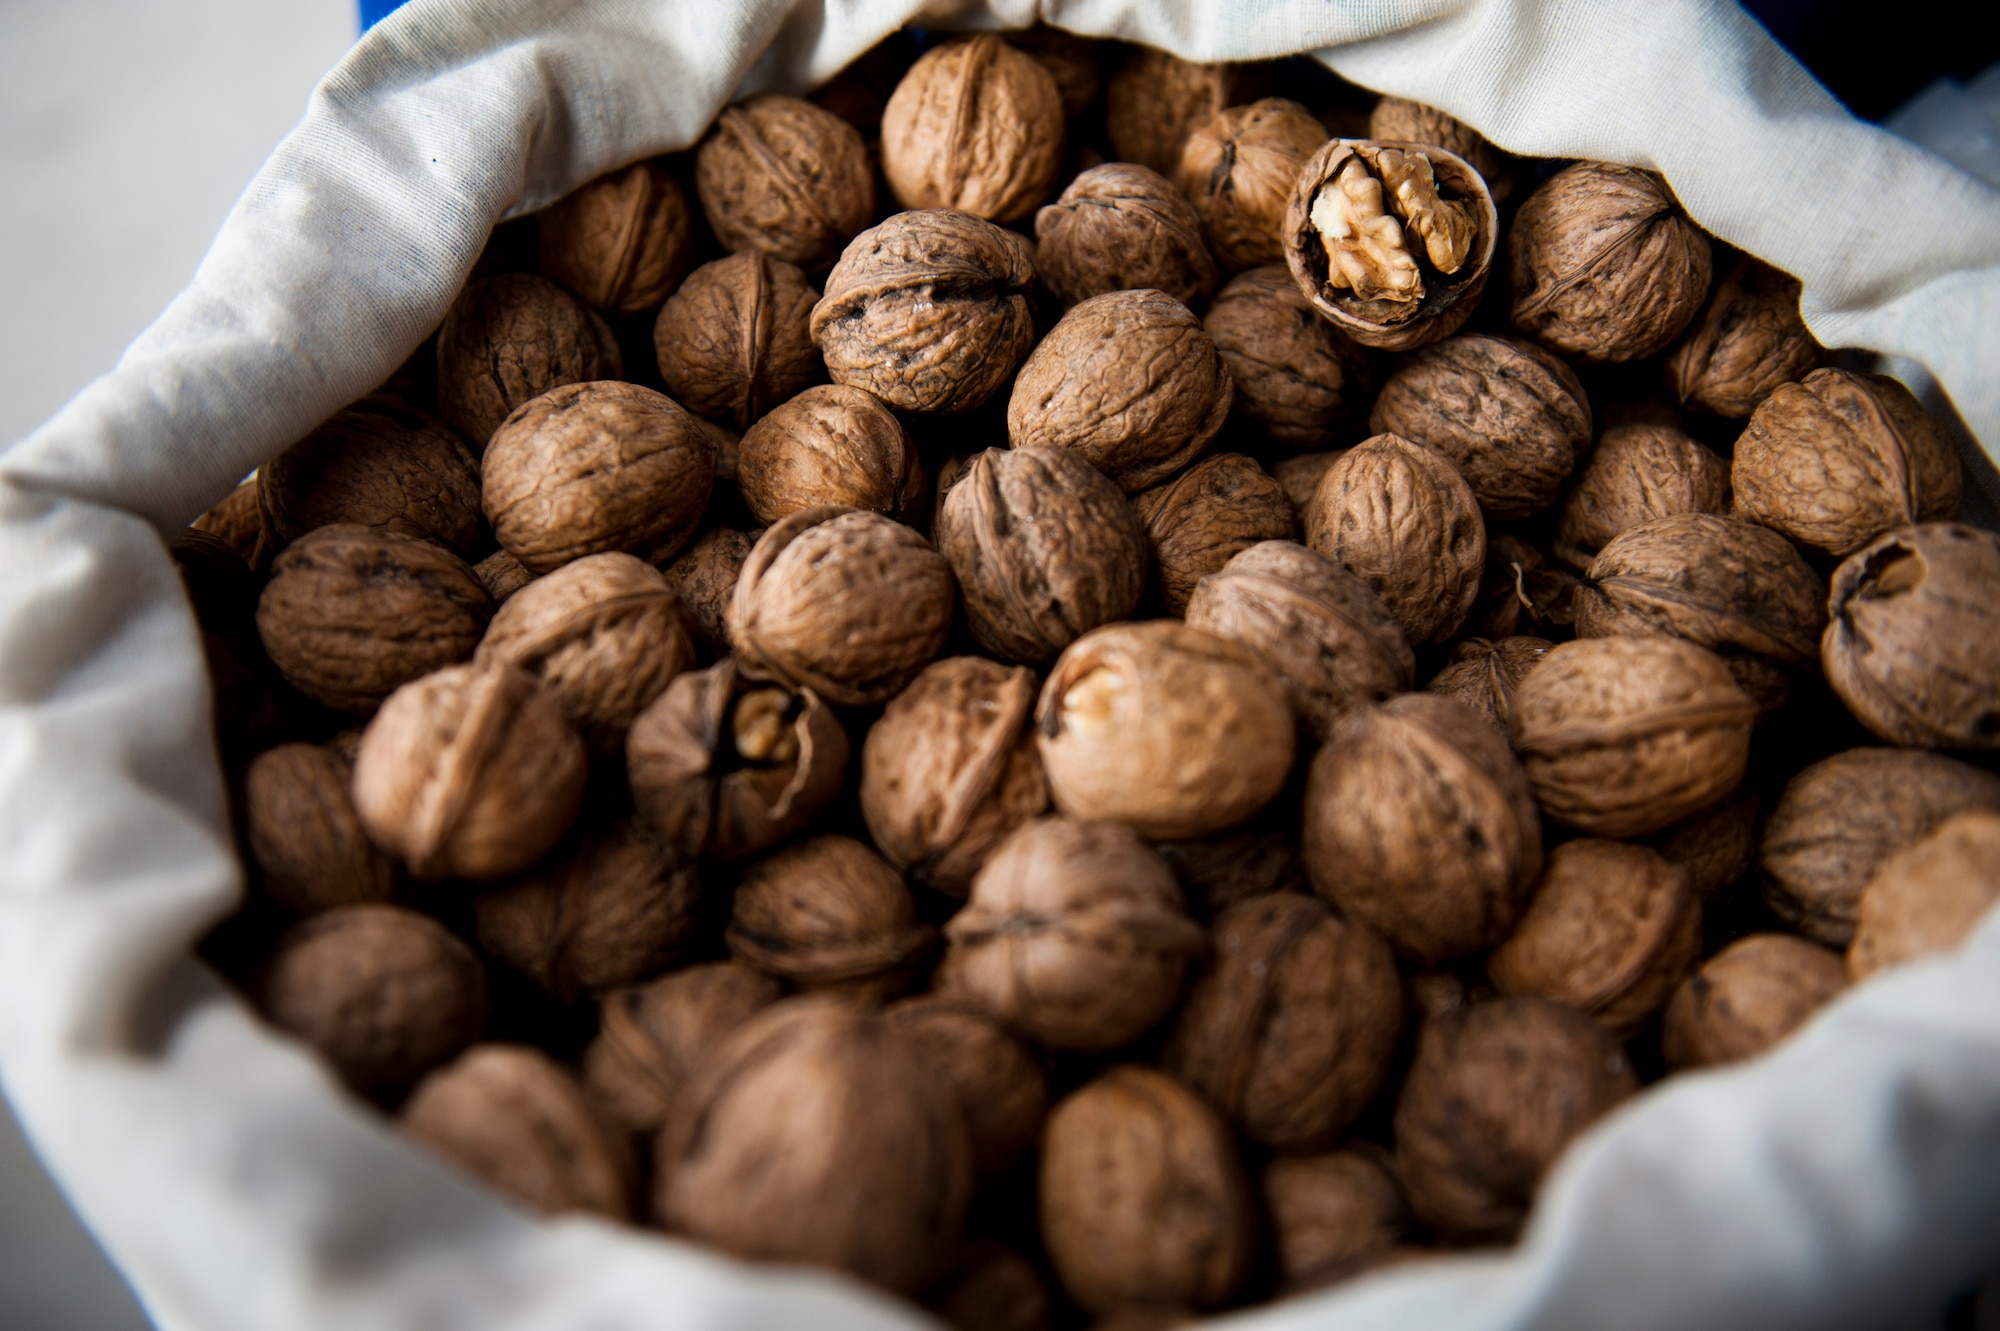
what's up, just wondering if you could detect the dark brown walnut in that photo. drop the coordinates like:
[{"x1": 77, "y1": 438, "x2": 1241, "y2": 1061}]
[
  {"x1": 1368, "y1": 334, "x2": 1592, "y2": 520},
  {"x1": 1106, "y1": 47, "x2": 1238, "y2": 177},
  {"x1": 808, "y1": 34, "x2": 916, "y2": 134},
  {"x1": 1176, "y1": 99, "x2": 1329, "y2": 272},
  {"x1": 1282, "y1": 139, "x2": 1499, "y2": 351},
  {"x1": 538, "y1": 158, "x2": 693, "y2": 313},
  {"x1": 1368, "y1": 97, "x2": 1510, "y2": 203},
  {"x1": 736, "y1": 384, "x2": 923, "y2": 525},
  {"x1": 1823, "y1": 523, "x2": 2000, "y2": 749},
  {"x1": 726, "y1": 835, "x2": 933, "y2": 1003},
  {"x1": 929, "y1": 1240, "x2": 1051, "y2": 1331},
  {"x1": 1263, "y1": 1147, "x2": 1410, "y2": 1292},
  {"x1": 244, "y1": 743, "x2": 397, "y2": 915},
  {"x1": 1552, "y1": 423, "x2": 1731, "y2": 569},
  {"x1": 883, "y1": 996, "x2": 1050, "y2": 1173},
  {"x1": 580, "y1": 961, "x2": 781, "y2": 1139},
  {"x1": 1272, "y1": 450, "x2": 1343, "y2": 518},
  {"x1": 403, "y1": 1043, "x2": 633, "y2": 1220},
  {"x1": 1849, "y1": 811, "x2": 2000, "y2": 979},
  {"x1": 1034, "y1": 164, "x2": 1217, "y2": 310},
  {"x1": 1037, "y1": 621, "x2": 1295, "y2": 839},
  {"x1": 1427, "y1": 636, "x2": 1552, "y2": 735},
  {"x1": 256, "y1": 524, "x2": 493, "y2": 714},
  {"x1": 1150, "y1": 806, "x2": 1306, "y2": 918},
  {"x1": 259, "y1": 400, "x2": 485, "y2": 559},
  {"x1": 352, "y1": 661, "x2": 587, "y2": 881},
  {"x1": 1733, "y1": 368, "x2": 1962, "y2": 558},
  {"x1": 1575, "y1": 513, "x2": 1829, "y2": 710},
  {"x1": 1204, "y1": 267, "x2": 1370, "y2": 450},
  {"x1": 1662, "y1": 933, "x2": 1847, "y2": 1069},
  {"x1": 657, "y1": 997, "x2": 973, "y2": 1294},
  {"x1": 1475, "y1": 533, "x2": 1580, "y2": 639},
  {"x1": 482, "y1": 380, "x2": 715, "y2": 574},
  {"x1": 1304, "y1": 694, "x2": 1542, "y2": 965},
  {"x1": 695, "y1": 94, "x2": 873, "y2": 269},
  {"x1": 659, "y1": 527, "x2": 755, "y2": 657},
  {"x1": 881, "y1": 34, "x2": 1065, "y2": 223},
  {"x1": 1511, "y1": 636, "x2": 1757, "y2": 838},
  {"x1": 811, "y1": 209, "x2": 1036, "y2": 414},
  {"x1": 1303, "y1": 432, "x2": 1485, "y2": 647},
  {"x1": 1664, "y1": 256, "x2": 1826, "y2": 418},
  {"x1": 1040, "y1": 1065, "x2": 1254, "y2": 1314},
  {"x1": 1406, "y1": 971, "x2": 1473, "y2": 1023},
  {"x1": 1507, "y1": 162, "x2": 1712, "y2": 363},
  {"x1": 1185, "y1": 540, "x2": 1414, "y2": 740},
  {"x1": 1164, "y1": 893, "x2": 1404, "y2": 1148},
  {"x1": 698, "y1": 418, "x2": 742, "y2": 483},
  {"x1": 1646, "y1": 785, "x2": 1760, "y2": 898},
  {"x1": 1132, "y1": 454, "x2": 1297, "y2": 615},
  {"x1": 1007, "y1": 289, "x2": 1233, "y2": 493},
  {"x1": 1006, "y1": 25, "x2": 1100, "y2": 115},
  {"x1": 436, "y1": 273, "x2": 621, "y2": 449},
  {"x1": 259, "y1": 904, "x2": 485, "y2": 1093},
  {"x1": 192, "y1": 473, "x2": 266, "y2": 566},
  {"x1": 472, "y1": 548, "x2": 534, "y2": 606},
  {"x1": 654, "y1": 253, "x2": 824, "y2": 431},
  {"x1": 937, "y1": 816, "x2": 1205, "y2": 1052}
]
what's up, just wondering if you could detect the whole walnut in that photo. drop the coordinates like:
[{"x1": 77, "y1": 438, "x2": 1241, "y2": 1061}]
[
  {"x1": 1203, "y1": 267, "x2": 1371, "y2": 450},
  {"x1": 928, "y1": 1240, "x2": 1052, "y2": 1331},
  {"x1": 352, "y1": 661, "x2": 588, "y2": 881},
  {"x1": 726, "y1": 835, "x2": 933, "y2": 1002},
  {"x1": 728, "y1": 506, "x2": 954, "y2": 706},
  {"x1": 1303, "y1": 433, "x2": 1485, "y2": 647},
  {"x1": 1849, "y1": 811, "x2": 2000, "y2": 979},
  {"x1": 1507, "y1": 162, "x2": 1712, "y2": 363},
  {"x1": 937, "y1": 816, "x2": 1205, "y2": 1052},
  {"x1": 881, "y1": 34, "x2": 1065, "y2": 223},
  {"x1": 436, "y1": 273, "x2": 621, "y2": 448},
  {"x1": 482, "y1": 381, "x2": 715, "y2": 574},
  {"x1": 1132, "y1": 454, "x2": 1297, "y2": 615},
  {"x1": 1661, "y1": 933, "x2": 1847, "y2": 1070},
  {"x1": 472, "y1": 548, "x2": 535, "y2": 606},
  {"x1": 580, "y1": 961, "x2": 781, "y2": 1138},
  {"x1": 1150, "y1": 805, "x2": 1306, "y2": 918},
  {"x1": 1007, "y1": 289, "x2": 1233, "y2": 494},
  {"x1": 1039, "y1": 1065, "x2": 1254, "y2": 1314},
  {"x1": 1165, "y1": 893, "x2": 1404, "y2": 1148},
  {"x1": 659, "y1": 527, "x2": 755, "y2": 657},
  {"x1": 1368, "y1": 334, "x2": 1592, "y2": 520},
  {"x1": 1823, "y1": 523, "x2": 2000, "y2": 749},
  {"x1": 1036, "y1": 621, "x2": 1295, "y2": 840},
  {"x1": 1272, "y1": 450, "x2": 1343, "y2": 518},
  {"x1": 1664, "y1": 256, "x2": 1826, "y2": 418},
  {"x1": 736, "y1": 384, "x2": 923, "y2": 525},
  {"x1": 1646, "y1": 785, "x2": 1761, "y2": 899},
  {"x1": 191, "y1": 473, "x2": 266, "y2": 566},
  {"x1": 1732, "y1": 368, "x2": 1961, "y2": 558},
  {"x1": 1105, "y1": 47, "x2": 1238, "y2": 177},
  {"x1": 1185, "y1": 540, "x2": 1414, "y2": 740},
  {"x1": 538, "y1": 158, "x2": 693, "y2": 312},
  {"x1": 256, "y1": 524, "x2": 492, "y2": 714},
  {"x1": 1033, "y1": 164, "x2": 1217, "y2": 310},
  {"x1": 1510, "y1": 636, "x2": 1757, "y2": 838},
  {"x1": 1368, "y1": 97, "x2": 1510, "y2": 202},
  {"x1": 656, "y1": 996, "x2": 973, "y2": 1294},
  {"x1": 935, "y1": 447, "x2": 1147, "y2": 664},
  {"x1": 1426, "y1": 636, "x2": 1551, "y2": 735},
  {"x1": 1552, "y1": 422, "x2": 1731, "y2": 569},
  {"x1": 654, "y1": 253, "x2": 824, "y2": 431},
  {"x1": 244, "y1": 743, "x2": 397, "y2": 915},
  {"x1": 259, "y1": 904, "x2": 485, "y2": 1092},
  {"x1": 1395, "y1": 997, "x2": 1637, "y2": 1240},
  {"x1": 403, "y1": 1043, "x2": 632, "y2": 1220},
  {"x1": 1263, "y1": 1147, "x2": 1411, "y2": 1292},
  {"x1": 259, "y1": 400, "x2": 485, "y2": 559},
  {"x1": 695, "y1": 94, "x2": 873, "y2": 268},
  {"x1": 1006, "y1": 25, "x2": 1100, "y2": 115},
  {"x1": 1176, "y1": 99, "x2": 1329, "y2": 272},
  {"x1": 883, "y1": 996, "x2": 1050, "y2": 1173}
]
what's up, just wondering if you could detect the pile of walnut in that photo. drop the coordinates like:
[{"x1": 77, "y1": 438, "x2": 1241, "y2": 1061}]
[{"x1": 180, "y1": 27, "x2": 2000, "y2": 1329}]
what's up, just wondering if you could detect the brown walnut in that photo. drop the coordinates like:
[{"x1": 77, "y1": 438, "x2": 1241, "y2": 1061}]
[
  {"x1": 881, "y1": 35, "x2": 1065, "y2": 223},
  {"x1": 259, "y1": 399, "x2": 485, "y2": 559},
  {"x1": 659, "y1": 527, "x2": 755, "y2": 657},
  {"x1": 1176, "y1": 99, "x2": 1329, "y2": 272},
  {"x1": 1006, "y1": 25, "x2": 1100, "y2": 114},
  {"x1": 580, "y1": 961, "x2": 781, "y2": 1138},
  {"x1": 808, "y1": 35, "x2": 916, "y2": 134},
  {"x1": 1665, "y1": 256, "x2": 1826, "y2": 418},
  {"x1": 883, "y1": 995, "x2": 1050, "y2": 1173},
  {"x1": 472, "y1": 548, "x2": 535, "y2": 606},
  {"x1": 1272, "y1": 450, "x2": 1343, "y2": 518},
  {"x1": 538, "y1": 158, "x2": 693, "y2": 313},
  {"x1": 726, "y1": 835, "x2": 933, "y2": 1003},
  {"x1": 191, "y1": 473, "x2": 266, "y2": 566},
  {"x1": 1203, "y1": 266, "x2": 1370, "y2": 450},
  {"x1": 1132, "y1": 454, "x2": 1297, "y2": 615},
  {"x1": 1552, "y1": 422, "x2": 1731, "y2": 569},
  {"x1": 1849, "y1": 811, "x2": 2000, "y2": 979},
  {"x1": 1426, "y1": 636, "x2": 1551, "y2": 735},
  {"x1": 1033, "y1": 163, "x2": 1217, "y2": 310},
  {"x1": 736, "y1": 384, "x2": 923, "y2": 525},
  {"x1": 1263, "y1": 1147, "x2": 1411, "y2": 1292},
  {"x1": 1647, "y1": 785, "x2": 1761, "y2": 899},
  {"x1": 436, "y1": 273, "x2": 621, "y2": 448},
  {"x1": 929, "y1": 1240, "x2": 1052, "y2": 1331},
  {"x1": 695, "y1": 94, "x2": 874, "y2": 269},
  {"x1": 654, "y1": 252, "x2": 824, "y2": 431},
  {"x1": 244, "y1": 743, "x2": 397, "y2": 915},
  {"x1": 1662, "y1": 933, "x2": 1847, "y2": 1069},
  {"x1": 1149, "y1": 804, "x2": 1306, "y2": 918},
  {"x1": 1105, "y1": 47, "x2": 1237, "y2": 176},
  {"x1": 1368, "y1": 97, "x2": 1510, "y2": 202}
]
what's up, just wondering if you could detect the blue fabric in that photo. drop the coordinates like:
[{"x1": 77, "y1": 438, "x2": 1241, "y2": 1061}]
[{"x1": 358, "y1": 0, "x2": 409, "y2": 31}]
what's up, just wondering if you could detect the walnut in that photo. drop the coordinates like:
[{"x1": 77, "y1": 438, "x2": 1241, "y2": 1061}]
[
  {"x1": 436, "y1": 273, "x2": 621, "y2": 448},
  {"x1": 192, "y1": 472, "x2": 267, "y2": 566},
  {"x1": 1474, "y1": 533, "x2": 1580, "y2": 638},
  {"x1": 1507, "y1": 162, "x2": 1712, "y2": 363},
  {"x1": 726, "y1": 835, "x2": 933, "y2": 1003},
  {"x1": 882, "y1": 35, "x2": 1065, "y2": 222},
  {"x1": 1132, "y1": 454, "x2": 1297, "y2": 615},
  {"x1": 1034, "y1": 163, "x2": 1217, "y2": 310},
  {"x1": 1263, "y1": 1147, "x2": 1410, "y2": 1292},
  {"x1": 1368, "y1": 334, "x2": 1592, "y2": 519},
  {"x1": 1552, "y1": 422, "x2": 1731, "y2": 569},
  {"x1": 1823, "y1": 523, "x2": 2000, "y2": 749},
  {"x1": 244, "y1": 743, "x2": 397, "y2": 915},
  {"x1": 1007, "y1": 289, "x2": 1233, "y2": 493},
  {"x1": 1037, "y1": 621, "x2": 1295, "y2": 839},
  {"x1": 1176, "y1": 99, "x2": 1329, "y2": 272},
  {"x1": 1271, "y1": 450, "x2": 1343, "y2": 517},
  {"x1": 937, "y1": 816, "x2": 1205, "y2": 1051},
  {"x1": 883, "y1": 996, "x2": 1050, "y2": 1173},
  {"x1": 809, "y1": 34, "x2": 917, "y2": 134},
  {"x1": 538, "y1": 158, "x2": 693, "y2": 312},
  {"x1": 1732, "y1": 368, "x2": 1961, "y2": 558},
  {"x1": 659, "y1": 527, "x2": 755, "y2": 657},
  {"x1": 259, "y1": 399, "x2": 485, "y2": 559},
  {"x1": 1368, "y1": 97, "x2": 1510, "y2": 203},
  {"x1": 736, "y1": 384, "x2": 923, "y2": 525},
  {"x1": 1664, "y1": 256, "x2": 1826, "y2": 418},
  {"x1": 471, "y1": 548, "x2": 535, "y2": 605},
  {"x1": 352, "y1": 661, "x2": 588, "y2": 881},
  {"x1": 1149, "y1": 805, "x2": 1306, "y2": 918},
  {"x1": 1105, "y1": 47, "x2": 1237, "y2": 177},
  {"x1": 1302, "y1": 432, "x2": 1485, "y2": 647},
  {"x1": 928, "y1": 1240, "x2": 1052, "y2": 1331},
  {"x1": 653, "y1": 252, "x2": 824, "y2": 431},
  {"x1": 256, "y1": 523, "x2": 492, "y2": 714},
  {"x1": 1849, "y1": 811, "x2": 2000, "y2": 978},
  {"x1": 1203, "y1": 267, "x2": 1370, "y2": 450},
  {"x1": 1006, "y1": 25, "x2": 1100, "y2": 115},
  {"x1": 580, "y1": 961, "x2": 781, "y2": 1138},
  {"x1": 698, "y1": 417, "x2": 742, "y2": 483},
  {"x1": 1647, "y1": 785, "x2": 1760, "y2": 899},
  {"x1": 935, "y1": 446, "x2": 1147, "y2": 664},
  {"x1": 695, "y1": 94, "x2": 874, "y2": 268},
  {"x1": 1662, "y1": 933, "x2": 1847, "y2": 1069},
  {"x1": 1426, "y1": 636, "x2": 1551, "y2": 735},
  {"x1": 258, "y1": 903, "x2": 485, "y2": 1093},
  {"x1": 1039, "y1": 1065, "x2": 1254, "y2": 1314}
]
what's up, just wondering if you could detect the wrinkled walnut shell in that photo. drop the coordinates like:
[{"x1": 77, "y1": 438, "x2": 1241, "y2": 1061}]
[
  {"x1": 581, "y1": 961, "x2": 781, "y2": 1138},
  {"x1": 1177, "y1": 99, "x2": 1329, "y2": 272},
  {"x1": 1664, "y1": 256, "x2": 1826, "y2": 418},
  {"x1": 1368, "y1": 97, "x2": 1510, "y2": 202},
  {"x1": 1426, "y1": 636, "x2": 1551, "y2": 735},
  {"x1": 538, "y1": 158, "x2": 694, "y2": 313},
  {"x1": 659, "y1": 527, "x2": 755, "y2": 658},
  {"x1": 1034, "y1": 163, "x2": 1217, "y2": 309},
  {"x1": 1132, "y1": 453, "x2": 1297, "y2": 615},
  {"x1": 260, "y1": 400, "x2": 485, "y2": 559},
  {"x1": 244, "y1": 742, "x2": 398, "y2": 915},
  {"x1": 881, "y1": 35, "x2": 1065, "y2": 223},
  {"x1": 654, "y1": 252, "x2": 825, "y2": 431},
  {"x1": 883, "y1": 995, "x2": 1050, "y2": 1173},
  {"x1": 1552, "y1": 422, "x2": 1731, "y2": 569},
  {"x1": 1647, "y1": 786, "x2": 1761, "y2": 899},
  {"x1": 1204, "y1": 266, "x2": 1371, "y2": 450},
  {"x1": 437, "y1": 273, "x2": 621, "y2": 448},
  {"x1": 1662, "y1": 933, "x2": 1847, "y2": 1069},
  {"x1": 726, "y1": 835, "x2": 933, "y2": 1002},
  {"x1": 1105, "y1": 47, "x2": 1237, "y2": 177},
  {"x1": 1848, "y1": 811, "x2": 2000, "y2": 979},
  {"x1": 1264, "y1": 1147, "x2": 1411, "y2": 1293},
  {"x1": 737, "y1": 384, "x2": 923, "y2": 525},
  {"x1": 695, "y1": 94, "x2": 874, "y2": 268},
  {"x1": 472, "y1": 548, "x2": 535, "y2": 606}
]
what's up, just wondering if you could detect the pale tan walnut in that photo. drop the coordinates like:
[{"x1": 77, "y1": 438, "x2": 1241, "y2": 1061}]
[
  {"x1": 1039, "y1": 1065, "x2": 1254, "y2": 1314},
  {"x1": 538, "y1": 158, "x2": 693, "y2": 313},
  {"x1": 937, "y1": 816, "x2": 1205, "y2": 1052},
  {"x1": 1425, "y1": 636, "x2": 1551, "y2": 735},
  {"x1": 726, "y1": 835, "x2": 933, "y2": 1003},
  {"x1": 1368, "y1": 97, "x2": 1511, "y2": 203},
  {"x1": 811, "y1": 209, "x2": 1036, "y2": 414},
  {"x1": 244, "y1": 743, "x2": 397, "y2": 915},
  {"x1": 1302, "y1": 432, "x2": 1485, "y2": 647},
  {"x1": 1105, "y1": 46, "x2": 1237, "y2": 177},
  {"x1": 883, "y1": 995, "x2": 1050, "y2": 1174},
  {"x1": 256, "y1": 523, "x2": 493, "y2": 715},
  {"x1": 1034, "y1": 163, "x2": 1217, "y2": 310},
  {"x1": 1823, "y1": 523, "x2": 2000, "y2": 749},
  {"x1": 1006, "y1": 25, "x2": 1100, "y2": 115},
  {"x1": 1272, "y1": 450, "x2": 1344, "y2": 518},
  {"x1": 472, "y1": 549, "x2": 535, "y2": 606},
  {"x1": 1263, "y1": 1147, "x2": 1410, "y2": 1293},
  {"x1": 1664, "y1": 256, "x2": 1826, "y2": 418},
  {"x1": 352, "y1": 661, "x2": 588, "y2": 881},
  {"x1": 695, "y1": 94, "x2": 874, "y2": 269},
  {"x1": 1177, "y1": 98, "x2": 1329, "y2": 272},
  {"x1": 259, "y1": 399, "x2": 485, "y2": 559},
  {"x1": 736, "y1": 384, "x2": 924, "y2": 525},
  {"x1": 882, "y1": 35, "x2": 1066, "y2": 223},
  {"x1": 659, "y1": 527, "x2": 756, "y2": 658},
  {"x1": 482, "y1": 380, "x2": 715, "y2": 574},
  {"x1": 1647, "y1": 785, "x2": 1760, "y2": 899},
  {"x1": 1662, "y1": 933, "x2": 1847, "y2": 1070},
  {"x1": 436, "y1": 273, "x2": 621, "y2": 449},
  {"x1": 1036, "y1": 621, "x2": 1295, "y2": 840},
  {"x1": 1184, "y1": 540, "x2": 1414, "y2": 740},
  {"x1": 1132, "y1": 454, "x2": 1297, "y2": 616},
  {"x1": 653, "y1": 252, "x2": 824, "y2": 431},
  {"x1": 1553, "y1": 422, "x2": 1731, "y2": 569},
  {"x1": 656, "y1": 996, "x2": 973, "y2": 1295},
  {"x1": 259, "y1": 903, "x2": 486, "y2": 1093},
  {"x1": 1733, "y1": 368, "x2": 1961, "y2": 558},
  {"x1": 580, "y1": 961, "x2": 780, "y2": 1139},
  {"x1": 192, "y1": 473, "x2": 266, "y2": 566},
  {"x1": 1849, "y1": 811, "x2": 2000, "y2": 979},
  {"x1": 1203, "y1": 267, "x2": 1370, "y2": 450},
  {"x1": 403, "y1": 1043, "x2": 633, "y2": 1220},
  {"x1": 928, "y1": 1240, "x2": 1051, "y2": 1331}
]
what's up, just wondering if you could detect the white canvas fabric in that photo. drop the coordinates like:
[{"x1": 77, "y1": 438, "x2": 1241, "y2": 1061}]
[{"x1": 2, "y1": 3, "x2": 1998, "y2": 1329}]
